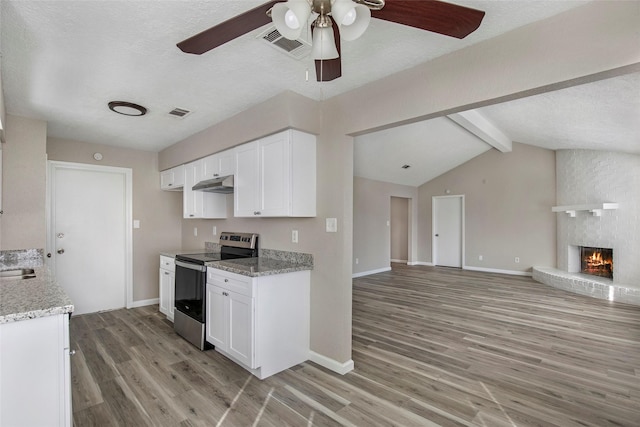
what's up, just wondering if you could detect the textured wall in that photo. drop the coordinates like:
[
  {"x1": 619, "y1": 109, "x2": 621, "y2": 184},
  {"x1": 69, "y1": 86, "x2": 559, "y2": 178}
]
[{"x1": 556, "y1": 150, "x2": 640, "y2": 285}]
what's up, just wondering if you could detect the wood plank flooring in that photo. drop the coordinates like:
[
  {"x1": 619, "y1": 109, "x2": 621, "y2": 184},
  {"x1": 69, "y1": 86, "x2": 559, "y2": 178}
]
[{"x1": 70, "y1": 264, "x2": 640, "y2": 426}]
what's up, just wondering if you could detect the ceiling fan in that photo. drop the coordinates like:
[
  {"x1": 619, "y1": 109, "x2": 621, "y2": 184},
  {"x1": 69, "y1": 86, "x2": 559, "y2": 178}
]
[{"x1": 177, "y1": 0, "x2": 485, "y2": 82}]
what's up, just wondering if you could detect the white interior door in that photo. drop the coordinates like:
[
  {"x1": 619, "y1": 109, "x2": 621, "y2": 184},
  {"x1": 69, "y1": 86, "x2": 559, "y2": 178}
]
[
  {"x1": 433, "y1": 196, "x2": 464, "y2": 268},
  {"x1": 48, "y1": 162, "x2": 132, "y2": 315}
]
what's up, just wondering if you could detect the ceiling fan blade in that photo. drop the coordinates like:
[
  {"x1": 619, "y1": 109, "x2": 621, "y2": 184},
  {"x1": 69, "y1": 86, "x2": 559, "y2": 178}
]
[
  {"x1": 372, "y1": 0, "x2": 485, "y2": 39},
  {"x1": 315, "y1": 19, "x2": 342, "y2": 82},
  {"x1": 177, "y1": 1, "x2": 281, "y2": 55}
]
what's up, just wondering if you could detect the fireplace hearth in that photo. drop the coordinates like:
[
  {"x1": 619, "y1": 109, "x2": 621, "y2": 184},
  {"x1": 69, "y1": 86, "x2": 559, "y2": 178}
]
[{"x1": 580, "y1": 246, "x2": 613, "y2": 279}]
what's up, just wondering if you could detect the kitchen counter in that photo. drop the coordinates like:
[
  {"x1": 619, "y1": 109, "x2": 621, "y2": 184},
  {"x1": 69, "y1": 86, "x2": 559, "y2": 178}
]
[
  {"x1": 207, "y1": 257, "x2": 313, "y2": 277},
  {"x1": 0, "y1": 265, "x2": 74, "y2": 324}
]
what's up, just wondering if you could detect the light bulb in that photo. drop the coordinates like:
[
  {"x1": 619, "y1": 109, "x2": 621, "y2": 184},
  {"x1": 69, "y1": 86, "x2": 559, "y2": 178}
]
[
  {"x1": 284, "y1": 9, "x2": 300, "y2": 29},
  {"x1": 341, "y1": 8, "x2": 356, "y2": 26}
]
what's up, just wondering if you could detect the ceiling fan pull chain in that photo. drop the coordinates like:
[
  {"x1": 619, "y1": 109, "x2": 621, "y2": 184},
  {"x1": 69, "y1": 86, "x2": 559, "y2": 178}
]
[{"x1": 353, "y1": 0, "x2": 385, "y2": 11}]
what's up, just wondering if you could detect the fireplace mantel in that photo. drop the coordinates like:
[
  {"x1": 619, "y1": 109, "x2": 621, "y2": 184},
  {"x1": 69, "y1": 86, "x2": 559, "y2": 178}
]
[{"x1": 552, "y1": 203, "x2": 618, "y2": 217}]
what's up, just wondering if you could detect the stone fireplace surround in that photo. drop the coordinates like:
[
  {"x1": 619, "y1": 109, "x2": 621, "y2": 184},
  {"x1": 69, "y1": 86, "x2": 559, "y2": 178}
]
[{"x1": 533, "y1": 149, "x2": 640, "y2": 306}]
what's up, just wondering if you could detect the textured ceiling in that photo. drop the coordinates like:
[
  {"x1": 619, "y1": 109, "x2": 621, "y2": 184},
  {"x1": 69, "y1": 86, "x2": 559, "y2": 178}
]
[{"x1": 1, "y1": 0, "x2": 590, "y2": 152}]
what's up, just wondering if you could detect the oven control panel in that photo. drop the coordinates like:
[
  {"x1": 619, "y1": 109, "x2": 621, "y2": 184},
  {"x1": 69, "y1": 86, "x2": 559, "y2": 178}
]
[{"x1": 219, "y1": 232, "x2": 258, "y2": 249}]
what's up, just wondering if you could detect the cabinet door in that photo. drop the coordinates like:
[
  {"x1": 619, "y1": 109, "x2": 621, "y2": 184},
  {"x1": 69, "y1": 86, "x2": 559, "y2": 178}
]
[
  {"x1": 234, "y1": 141, "x2": 260, "y2": 217},
  {"x1": 183, "y1": 162, "x2": 199, "y2": 218},
  {"x1": 159, "y1": 268, "x2": 170, "y2": 316},
  {"x1": 206, "y1": 284, "x2": 227, "y2": 349},
  {"x1": 160, "y1": 169, "x2": 175, "y2": 189},
  {"x1": 218, "y1": 149, "x2": 236, "y2": 177},
  {"x1": 161, "y1": 165, "x2": 185, "y2": 190},
  {"x1": 202, "y1": 154, "x2": 219, "y2": 180},
  {"x1": 227, "y1": 291, "x2": 255, "y2": 368},
  {"x1": 259, "y1": 132, "x2": 291, "y2": 216}
]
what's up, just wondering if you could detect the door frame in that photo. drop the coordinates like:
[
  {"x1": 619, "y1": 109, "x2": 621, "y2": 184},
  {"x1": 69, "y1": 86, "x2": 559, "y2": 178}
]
[
  {"x1": 432, "y1": 195, "x2": 465, "y2": 268},
  {"x1": 46, "y1": 161, "x2": 134, "y2": 309}
]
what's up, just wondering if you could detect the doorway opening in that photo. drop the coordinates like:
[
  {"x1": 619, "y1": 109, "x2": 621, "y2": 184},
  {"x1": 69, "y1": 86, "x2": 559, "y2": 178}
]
[{"x1": 390, "y1": 196, "x2": 410, "y2": 264}]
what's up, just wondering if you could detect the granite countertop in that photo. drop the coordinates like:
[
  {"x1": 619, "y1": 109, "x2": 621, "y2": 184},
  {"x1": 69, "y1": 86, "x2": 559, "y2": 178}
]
[
  {"x1": 206, "y1": 257, "x2": 313, "y2": 277},
  {"x1": 0, "y1": 264, "x2": 74, "y2": 324}
]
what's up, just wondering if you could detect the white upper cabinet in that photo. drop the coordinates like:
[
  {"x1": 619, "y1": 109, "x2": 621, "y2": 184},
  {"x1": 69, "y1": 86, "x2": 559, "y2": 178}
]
[
  {"x1": 183, "y1": 159, "x2": 227, "y2": 219},
  {"x1": 235, "y1": 129, "x2": 316, "y2": 217},
  {"x1": 202, "y1": 148, "x2": 235, "y2": 180},
  {"x1": 160, "y1": 164, "x2": 185, "y2": 191}
]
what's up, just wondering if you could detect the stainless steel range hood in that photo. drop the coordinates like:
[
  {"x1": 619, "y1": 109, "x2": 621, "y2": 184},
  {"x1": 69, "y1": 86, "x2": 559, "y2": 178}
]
[{"x1": 192, "y1": 175, "x2": 234, "y2": 193}]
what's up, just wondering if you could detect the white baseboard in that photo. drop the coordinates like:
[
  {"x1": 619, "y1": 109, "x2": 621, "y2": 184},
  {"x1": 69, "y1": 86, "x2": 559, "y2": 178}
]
[
  {"x1": 352, "y1": 267, "x2": 392, "y2": 278},
  {"x1": 309, "y1": 351, "x2": 354, "y2": 375},
  {"x1": 463, "y1": 265, "x2": 532, "y2": 277},
  {"x1": 390, "y1": 259, "x2": 408, "y2": 264},
  {"x1": 410, "y1": 261, "x2": 434, "y2": 266},
  {"x1": 128, "y1": 298, "x2": 159, "y2": 308}
]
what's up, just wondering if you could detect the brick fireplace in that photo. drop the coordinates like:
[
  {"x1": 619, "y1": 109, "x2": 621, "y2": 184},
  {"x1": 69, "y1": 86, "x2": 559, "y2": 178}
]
[{"x1": 533, "y1": 149, "x2": 639, "y2": 305}]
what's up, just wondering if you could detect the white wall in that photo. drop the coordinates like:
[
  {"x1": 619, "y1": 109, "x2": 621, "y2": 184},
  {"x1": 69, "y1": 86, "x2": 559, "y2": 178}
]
[{"x1": 556, "y1": 150, "x2": 640, "y2": 285}]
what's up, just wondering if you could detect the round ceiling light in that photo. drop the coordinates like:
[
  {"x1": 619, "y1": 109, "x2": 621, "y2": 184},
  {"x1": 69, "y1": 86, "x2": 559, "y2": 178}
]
[{"x1": 108, "y1": 101, "x2": 147, "y2": 116}]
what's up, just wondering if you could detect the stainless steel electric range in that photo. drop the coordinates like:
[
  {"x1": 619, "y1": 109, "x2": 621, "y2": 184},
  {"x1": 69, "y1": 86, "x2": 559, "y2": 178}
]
[{"x1": 173, "y1": 232, "x2": 258, "y2": 350}]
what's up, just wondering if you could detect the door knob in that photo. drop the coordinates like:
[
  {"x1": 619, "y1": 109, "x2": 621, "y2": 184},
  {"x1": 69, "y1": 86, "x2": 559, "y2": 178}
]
[
  {"x1": 435, "y1": 234, "x2": 439, "y2": 237},
  {"x1": 57, "y1": 249, "x2": 65, "y2": 254},
  {"x1": 57, "y1": 233, "x2": 65, "y2": 239}
]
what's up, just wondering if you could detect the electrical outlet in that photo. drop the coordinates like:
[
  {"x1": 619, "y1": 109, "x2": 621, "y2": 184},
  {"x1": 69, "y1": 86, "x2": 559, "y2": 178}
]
[
  {"x1": 515, "y1": 257, "x2": 520, "y2": 263},
  {"x1": 326, "y1": 218, "x2": 338, "y2": 233},
  {"x1": 355, "y1": 258, "x2": 359, "y2": 265},
  {"x1": 212, "y1": 226, "x2": 217, "y2": 236},
  {"x1": 478, "y1": 255, "x2": 483, "y2": 261},
  {"x1": 193, "y1": 227, "x2": 198, "y2": 237},
  {"x1": 292, "y1": 229, "x2": 299, "y2": 243}
]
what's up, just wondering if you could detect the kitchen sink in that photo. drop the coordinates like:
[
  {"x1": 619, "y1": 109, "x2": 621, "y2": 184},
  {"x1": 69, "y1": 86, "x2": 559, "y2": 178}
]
[{"x1": 0, "y1": 269, "x2": 36, "y2": 281}]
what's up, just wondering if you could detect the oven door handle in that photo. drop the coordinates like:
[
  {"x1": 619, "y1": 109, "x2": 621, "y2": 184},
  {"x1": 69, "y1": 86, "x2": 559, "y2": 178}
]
[{"x1": 175, "y1": 260, "x2": 207, "y2": 272}]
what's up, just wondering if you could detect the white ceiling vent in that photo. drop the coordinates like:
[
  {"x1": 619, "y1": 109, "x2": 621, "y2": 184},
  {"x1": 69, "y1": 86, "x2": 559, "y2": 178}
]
[
  {"x1": 168, "y1": 107, "x2": 192, "y2": 119},
  {"x1": 258, "y1": 26, "x2": 311, "y2": 60}
]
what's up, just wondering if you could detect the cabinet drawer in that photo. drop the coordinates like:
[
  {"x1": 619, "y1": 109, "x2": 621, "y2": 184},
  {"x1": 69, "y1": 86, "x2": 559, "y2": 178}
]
[
  {"x1": 207, "y1": 268, "x2": 254, "y2": 297},
  {"x1": 160, "y1": 255, "x2": 175, "y2": 272}
]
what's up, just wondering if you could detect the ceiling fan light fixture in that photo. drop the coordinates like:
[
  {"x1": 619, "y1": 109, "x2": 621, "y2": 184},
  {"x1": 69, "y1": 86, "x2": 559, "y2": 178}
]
[
  {"x1": 272, "y1": 0, "x2": 312, "y2": 40},
  {"x1": 331, "y1": 0, "x2": 371, "y2": 41},
  {"x1": 311, "y1": 25, "x2": 339, "y2": 60}
]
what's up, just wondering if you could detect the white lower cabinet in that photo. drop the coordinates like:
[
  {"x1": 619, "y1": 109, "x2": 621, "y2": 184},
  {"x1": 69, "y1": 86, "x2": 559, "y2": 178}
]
[
  {"x1": 206, "y1": 285, "x2": 255, "y2": 367},
  {"x1": 205, "y1": 267, "x2": 310, "y2": 379},
  {"x1": 159, "y1": 255, "x2": 175, "y2": 322},
  {"x1": 0, "y1": 313, "x2": 72, "y2": 426}
]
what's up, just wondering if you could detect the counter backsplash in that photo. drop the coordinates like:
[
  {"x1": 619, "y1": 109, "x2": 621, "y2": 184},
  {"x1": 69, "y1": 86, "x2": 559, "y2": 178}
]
[
  {"x1": 0, "y1": 248, "x2": 44, "y2": 269},
  {"x1": 204, "y1": 242, "x2": 313, "y2": 267}
]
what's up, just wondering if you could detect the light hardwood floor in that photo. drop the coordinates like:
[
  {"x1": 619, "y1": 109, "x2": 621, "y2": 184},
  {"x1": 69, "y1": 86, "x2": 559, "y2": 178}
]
[{"x1": 71, "y1": 264, "x2": 640, "y2": 426}]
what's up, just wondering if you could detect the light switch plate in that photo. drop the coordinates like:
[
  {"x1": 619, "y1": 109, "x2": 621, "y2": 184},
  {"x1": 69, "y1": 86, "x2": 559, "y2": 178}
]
[
  {"x1": 292, "y1": 230, "x2": 299, "y2": 243},
  {"x1": 133, "y1": 220, "x2": 140, "y2": 229},
  {"x1": 326, "y1": 218, "x2": 338, "y2": 233}
]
